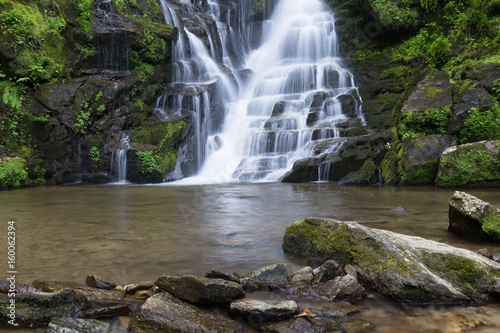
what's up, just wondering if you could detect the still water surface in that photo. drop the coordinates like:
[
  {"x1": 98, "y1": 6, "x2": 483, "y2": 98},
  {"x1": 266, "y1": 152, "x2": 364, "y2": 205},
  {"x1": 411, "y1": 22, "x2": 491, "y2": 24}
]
[{"x1": 1, "y1": 183, "x2": 500, "y2": 332}]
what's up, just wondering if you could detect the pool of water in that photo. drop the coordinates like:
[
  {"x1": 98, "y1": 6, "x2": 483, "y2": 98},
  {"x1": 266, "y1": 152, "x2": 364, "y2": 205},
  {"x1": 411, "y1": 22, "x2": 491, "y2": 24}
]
[{"x1": 1, "y1": 183, "x2": 499, "y2": 332}]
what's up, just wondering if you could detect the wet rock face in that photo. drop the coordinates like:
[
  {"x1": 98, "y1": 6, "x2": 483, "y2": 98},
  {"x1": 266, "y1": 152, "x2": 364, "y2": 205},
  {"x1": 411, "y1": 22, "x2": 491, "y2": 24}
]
[
  {"x1": 245, "y1": 263, "x2": 289, "y2": 285},
  {"x1": 448, "y1": 191, "x2": 500, "y2": 243},
  {"x1": 401, "y1": 71, "x2": 453, "y2": 115},
  {"x1": 155, "y1": 275, "x2": 245, "y2": 304},
  {"x1": 47, "y1": 317, "x2": 120, "y2": 333},
  {"x1": 129, "y1": 292, "x2": 241, "y2": 332}
]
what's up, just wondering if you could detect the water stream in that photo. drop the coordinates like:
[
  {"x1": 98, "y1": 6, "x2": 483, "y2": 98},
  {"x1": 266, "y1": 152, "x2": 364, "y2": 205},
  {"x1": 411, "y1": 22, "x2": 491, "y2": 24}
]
[{"x1": 1, "y1": 184, "x2": 500, "y2": 332}]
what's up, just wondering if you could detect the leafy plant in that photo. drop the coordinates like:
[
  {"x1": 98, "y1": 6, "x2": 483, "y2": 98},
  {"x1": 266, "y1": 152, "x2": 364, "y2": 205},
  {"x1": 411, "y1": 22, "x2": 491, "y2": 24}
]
[
  {"x1": 460, "y1": 107, "x2": 500, "y2": 143},
  {"x1": 399, "y1": 106, "x2": 452, "y2": 139},
  {"x1": 89, "y1": 146, "x2": 101, "y2": 171},
  {"x1": 136, "y1": 150, "x2": 161, "y2": 175},
  {"x1": 0, "y1": 158, "x2": 29, "y2": 189}
]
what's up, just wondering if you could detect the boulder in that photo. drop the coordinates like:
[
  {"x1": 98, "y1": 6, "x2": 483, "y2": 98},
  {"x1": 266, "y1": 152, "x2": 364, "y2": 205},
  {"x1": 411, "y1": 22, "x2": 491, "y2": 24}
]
[
  {"x1": 229, "y1": 291, "x2": 299, "y2": 322},
  {"x1": 435, "y1": 140, "x2": 500, "y2": 187},
  {"x1": 448, "y1": 191, "x2": 500, "y2": 243},
  {"x1": 129, "y1": 292, "x2": 241, "y2": 332},
  {"x1": 204, "y1": 269, "x2": 240, "y2": 283},
  {"x1": 155, "y1": 275, "x2": 244, "y2": 304},
  {"x1": 398, "y1": 135, "x2": 453, "y2": 185},
  {"x1": 448, "y1": 80, "x2": 496, "y2": 134},
  {"x1": 401, "y1": 71, "x2": 453, "y2": 115},
  {"x1": 0, "y1": 288, "x2": 89, "y2": 327},
  {"x1": 283, "y1": 217, "x2": 500, "y2": 304},
  {"x1": 245, "y1": 264, "x2": 289, "y2": 285},
  {"x1": 318, "y1": 275, "x2": 367, "y2": 301},
  {"x1": 295, "y1": 299, "x2": 362, "y2": 317},
  {"x1": 82, "y1": 304, "x2": 134, "y2": 319}
]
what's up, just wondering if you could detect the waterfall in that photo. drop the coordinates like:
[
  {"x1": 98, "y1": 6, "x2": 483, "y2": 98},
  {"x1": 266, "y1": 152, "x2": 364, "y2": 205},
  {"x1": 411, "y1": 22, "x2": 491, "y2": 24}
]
[
  {"x1": 159, "y1": 0, "x2": 364, "y2": 183},
  {"x1": 110, "y1": 134, "x2": 130, "y2": 183}
]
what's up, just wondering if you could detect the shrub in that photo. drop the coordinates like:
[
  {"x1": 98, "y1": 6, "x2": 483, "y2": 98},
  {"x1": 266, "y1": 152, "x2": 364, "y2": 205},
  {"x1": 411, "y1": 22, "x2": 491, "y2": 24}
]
[
  {"x1": 460, "y1": 107, "x2": 500, "y2": 143},
  {"x1": 399, "y1": 106, "x2": 452, "y2": 139},
  {"x1": 0, "y1": 158, "x2": 29, "y2": 189}
]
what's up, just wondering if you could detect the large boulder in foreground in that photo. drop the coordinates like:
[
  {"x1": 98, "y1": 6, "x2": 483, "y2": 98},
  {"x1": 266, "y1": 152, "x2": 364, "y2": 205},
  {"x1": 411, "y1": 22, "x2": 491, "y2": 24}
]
[
  {"x1": 448, "y1": 191, "x2": 500, "y2": 243},
  {"x1": 0, "y1": 288, "x2": 89, "y2": 327},
  {"x1": 129, "y1": 292, "x2": 241, "y2": 332},
  {"x1": 283, "y1": 218, "x2": 500, "y2": 304},
  {"x1": 435, "y1": 140, "x2": 500, "y2": 187}
]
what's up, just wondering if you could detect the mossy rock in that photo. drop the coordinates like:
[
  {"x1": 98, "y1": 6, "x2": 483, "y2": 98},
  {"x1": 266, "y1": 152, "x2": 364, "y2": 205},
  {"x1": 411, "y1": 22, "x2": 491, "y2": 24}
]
[
  {"x1": 398, "y1": 135, "x2": 453, "y2": 185},
  {"x1": 356, "y1": 160, "x2": 378, "y2": 184},
  {"x1": 283, "y1": 217, "x2": 500, "y2": 303},
  {"x1": 436, "y1": 140, "x2": 500, "y2": 187}
]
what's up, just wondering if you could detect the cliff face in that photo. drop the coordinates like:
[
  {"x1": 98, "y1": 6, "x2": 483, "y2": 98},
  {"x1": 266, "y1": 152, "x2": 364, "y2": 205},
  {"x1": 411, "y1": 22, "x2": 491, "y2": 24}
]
[{"x1": 0, "y1": 0, "x2": 178, "y2": 187}]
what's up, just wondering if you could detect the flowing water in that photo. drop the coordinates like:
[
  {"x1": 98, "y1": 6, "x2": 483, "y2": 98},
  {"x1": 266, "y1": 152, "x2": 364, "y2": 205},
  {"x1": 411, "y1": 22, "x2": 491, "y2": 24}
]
[
  {"x1": 155, "y1": 0, "x2": 364, "y2": 182},
  {"x1": 1, "y1": 184, "x2": 500, "y2": 332}
]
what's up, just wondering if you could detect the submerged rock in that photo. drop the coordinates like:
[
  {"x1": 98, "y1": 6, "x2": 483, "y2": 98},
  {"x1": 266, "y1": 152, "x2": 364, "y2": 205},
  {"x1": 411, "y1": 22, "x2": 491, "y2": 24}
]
[
  {"x1": 0, "y1": 288, "x2": 89, "y2": 327},
  {"x1": 283, "y1": 217, "x2": 500, "y2": 304},
  {"x1": 155, "y1": 275, "x2": 244, "y2": 304},
  {"x1": 448, "y1": 191, "x2": 500, "y2": 243},
  {"x1": 260, "y1": 317, "x2": 341, "y2": 332},
  {"x1": 129, "y1": 292, "x2": 241, "y2": 332}
]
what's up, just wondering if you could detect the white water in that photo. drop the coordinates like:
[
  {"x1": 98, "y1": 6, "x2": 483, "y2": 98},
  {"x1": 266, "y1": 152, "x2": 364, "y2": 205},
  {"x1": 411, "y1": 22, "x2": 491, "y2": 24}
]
[
  {"x1": 110, "y1": 133, "x2": 130, "y2": 183},
  {"x1": 159, "y1": 0, "x2": 364, "y2": 184}
]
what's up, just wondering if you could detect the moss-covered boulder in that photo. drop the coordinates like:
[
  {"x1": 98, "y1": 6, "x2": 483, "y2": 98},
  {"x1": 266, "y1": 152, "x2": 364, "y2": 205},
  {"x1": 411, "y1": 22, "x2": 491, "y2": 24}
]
[
  {"x1": 448, "y1": 191, "x2": 500, "y2": 243},
  {"x1": 0, "y1": 288, "x2": 89, "y2": 327},
  {"x1": 283, "y1": 217, "x2": 500, "y2": 304},
  {"x1": 127, "y1": 120, "x2": 187, "y2": 183},
  {"x1": 435, "y1": 140, "x2": 500, "y2": 187},
  {"x1": 398, "y1": 135, "x2": 453, "y2": 185},
  {"x1": 129, "y1": 292, "x2": 241, "y2": 332}
]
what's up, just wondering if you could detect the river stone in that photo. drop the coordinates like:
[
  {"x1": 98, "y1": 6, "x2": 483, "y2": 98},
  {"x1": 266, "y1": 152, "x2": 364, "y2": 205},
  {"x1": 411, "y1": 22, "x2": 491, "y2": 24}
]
[
  {"x1": 477, "y1": 248, "x2": 493, "y2": 259},
  {"x1": 341, "y1": 319, "x2": 375, "y2": 333},
  {"x1": 295, "y1": 299, "x2": 362, "y2": 317},
  {"x1": 0, "y1": 288, "x2": 89, "y2": 327},
  {"x1": 283, "y1": 217, "x2": 500, "y2": 303},
  {"x1": 260, "y1": 317, "x2": 341, "y2": 333},
  {"x1": 318, "y1": 275, "x2": 367, "y2": 301},
  {"x1": 46, "y1": 317, "x2": 124, "y2": 333},
  {"x1": 85, "y1": 275, "x2": 116, "y2": 290},
  {"x1": 82, "y1": 304, "x2": 134, "y2": 318},
  {"x1": 205, "y1": 269, "x2": 240, "y2": 283},
  {"x1": 123, "y1": 281, "x2": 155, "y2": 294},
  {"x1": 313, "y1": 260, "x2": 344, "y2": 283},
  {"x1": 32, "y1": 280, "x2": 80, "y2": 293},
  {"x1": 291, "y1": 273, "x2": 314, "y2": 285},
  {"x1": 230, "y1": 291, "x2": 299, "y2": 322},
  {"x1": 155, "y1": 275, "x2": 244, "y2": 304},
  {"x1": 129, "y1": 292, "x2": 240, "y2": 332},
  {"x1": 344, "y1": 264, "x2": 358, "y2": 279},
  {"x1": 448, "y1": 191, "x2": 500, "y2": 242},
  {"x1": 246, "y1": 263, "x2": 289, "y2": 284}
]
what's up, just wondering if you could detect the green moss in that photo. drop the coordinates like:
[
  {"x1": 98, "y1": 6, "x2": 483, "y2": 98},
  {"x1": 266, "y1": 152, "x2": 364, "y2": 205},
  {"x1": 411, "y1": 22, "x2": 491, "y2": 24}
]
[
  {"x1": 424, "y1": 86, "x2": 444, "y2": 97},
  {"x1": 132, "y1": 121, "x2": 186, "y2": 182},
  {"x1": 380, "y1": 150, "x2": 399, "y2": 184},
  {"x1": 436, "y1": 255, "x2": 487, "y2": 290},
  {"x1": 436, "y1": 142, "x2": 500, "y2": 187},
  {"x1": 379, "y1": 66, "x2": 411, "y2": 80},
  {"x1": 357, "y1": 160, "x2": 378, "y2": 184},
  {"x1": 481, "y1": 213, "x2": 500, "y2": 240}
]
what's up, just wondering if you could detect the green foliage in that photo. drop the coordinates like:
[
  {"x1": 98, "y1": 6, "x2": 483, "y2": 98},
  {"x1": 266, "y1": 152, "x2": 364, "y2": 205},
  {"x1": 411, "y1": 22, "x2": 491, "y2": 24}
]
[
  {"x1": 70, "y1": 0, "x2": 95, "y2": 38},
  {"x1": 420, "y1": 0, "x2": 437, "y2": 12},
  {"x1": 399, "y1": 106, "x2": 452, "y2": 139},
  {"x1": 0, "y1": 8, "x2": 34, "y2": 46},
  {"x1": 253, "y1": 0, "x2": 264, "y2": 12},
  {"x1": 89, "y1": 146, "x2": 101, "y2": 171},
  {"x1": 73, "y1": 91, "x2": 105, "y2": 136},
  {"x1": 2, "y1": 82, "x2": 23, "y2": 110},
  {"x1": 0, "y1": 157, "x2": 29, "y2": 189},
  {"x1": 460, "y1": 107, "x2": 500, "y2": 144},
  {"x1": 427, "y1": 35, "x2": 451, "y2": 68},
  {"x1": 371, "y1": 0, "x2": 419, "y2": 30},
  {"x1": 136, "y1": 150, "x2": 161, "y2": 175}
]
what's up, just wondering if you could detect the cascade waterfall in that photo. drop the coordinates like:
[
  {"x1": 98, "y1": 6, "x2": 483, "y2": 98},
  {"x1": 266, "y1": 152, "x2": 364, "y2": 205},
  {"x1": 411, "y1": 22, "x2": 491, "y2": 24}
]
[{"x1": 157, "y1": 0, "x2": 364, "y2": 183}]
